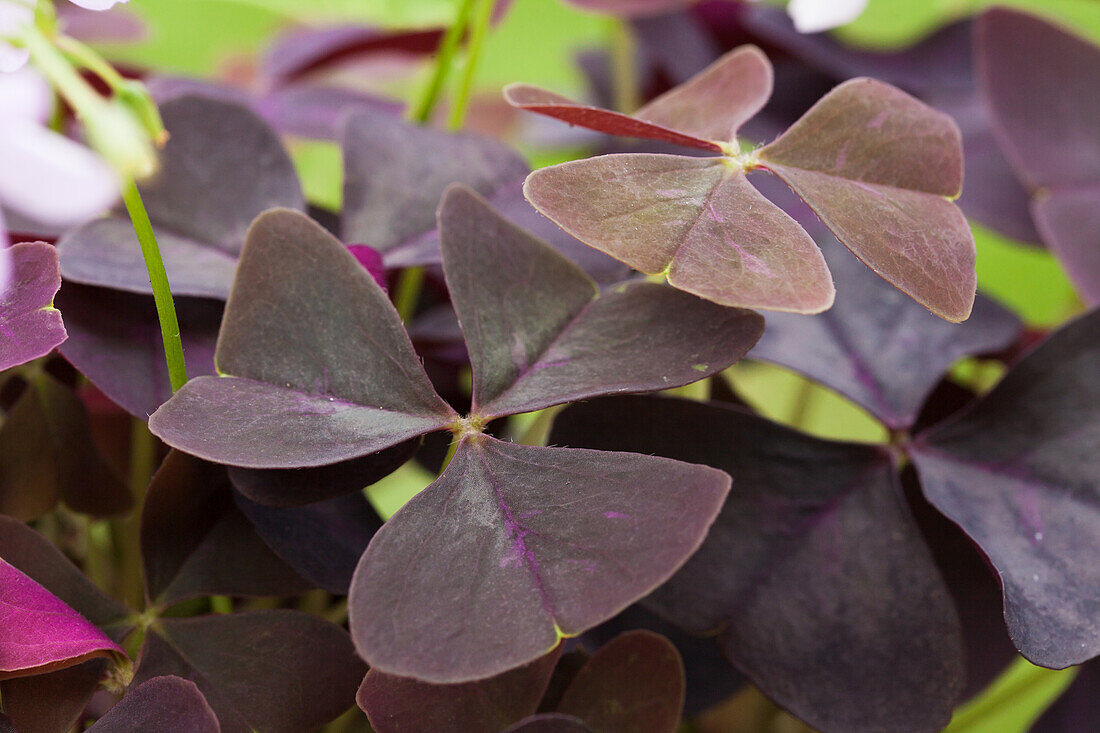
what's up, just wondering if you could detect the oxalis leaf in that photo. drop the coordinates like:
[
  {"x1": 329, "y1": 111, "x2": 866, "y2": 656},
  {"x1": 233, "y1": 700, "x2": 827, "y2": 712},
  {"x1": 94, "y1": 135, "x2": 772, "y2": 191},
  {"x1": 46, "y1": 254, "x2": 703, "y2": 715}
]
[
  {"x1": 911, "y1": 307, "x2": 1100, "y2": 669},
  {"x1": 151, "y1": 185, "x2": 755, "y2": 681},
  {"x1": 88, "y1": 676, "x2": 219, "y2": 733},
  {"x1": 510, "y1": 44, "x2": 976, "y2": 321},
  {"x1": 977, "y1": 8, "x2": 1100, "y2": 304},
  {"x1": 0, "y1": 242, "x2": 66, "y2": 372},
  {"x1": 550, "y1": 396, "x2": 966, "y2": 733}
]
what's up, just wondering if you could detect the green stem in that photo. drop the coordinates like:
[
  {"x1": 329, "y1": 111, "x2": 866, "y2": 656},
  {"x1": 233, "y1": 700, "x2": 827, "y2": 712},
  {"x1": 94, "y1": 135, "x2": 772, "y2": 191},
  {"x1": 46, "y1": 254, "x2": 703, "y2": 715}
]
[
  {"x1": 54, "y1": 34, "x2": 126, "y2": 90},
  {"x1": 441, "y1": 438, "x2": 461, "y2": 472},
  {"x1": 114, "y1": 419, "x2": 157, "y2": 609},
  {"x1": 607, "y1": 18, "x2": 639, "y2": 113},
  {"x1": 446, "y1": 0, "x2": 494, "y2": 130},
  {"x1": 120, "y1": 178, "x2": 188, "y2": 391},
  {"x1": 22, "y1": 24, "x2": 105, "y2": 118},
  {"x1": 393, "y1": 266, "x2": 426, "y2": 323},
  {"x1": 407, "y1": 0, "x2": 478, "y2": 124}
]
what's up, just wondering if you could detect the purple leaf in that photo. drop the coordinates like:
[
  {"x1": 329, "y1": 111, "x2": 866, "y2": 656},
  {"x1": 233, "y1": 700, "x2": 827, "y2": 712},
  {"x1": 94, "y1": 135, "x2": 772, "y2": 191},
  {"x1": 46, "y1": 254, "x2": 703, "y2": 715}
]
[
  {"x1": 759, "y1": 78, "x2": 975, "y2": 322},
  {"x1": 750, "y1": 234, "x2": 1020, "y2": 429},
  {"x1": 1, "y1": 660, "x2": 108, "y2": 733},
  {"x1": 911, "y1": 308, "x2": 1100, "y2": 668},
  {"x1": 357, "y1": 650, "x2": 560, "y2": 733},
  {"x1": 348, "y1": 436, "x2": 730, "y2": 683},
  {"x1": 133, "y1": 611, "x2": 366, "y2": 733},
  {"x1": 0, "y1": 242, "x2": 66, "y2": 371},
  {"x1": 550, "y1": 396, "x2": 966, "y2": 733},
  {"x1": 439, "y1": 186, "x2": 763, "y2": 417},
  {"x1": 1031, "y1": 661, "x2": 1100, "y2": 732},
  {"x1": 976, "y1": 8, "x2": 1099, "y2": 192},
  {"x1": 504, "y1": 714, "x2": 593, "y2": 732},
  {"x1": 261, "y1": 25, "x2": 441, "y2": 83},
  {"x1": 340, "y1": 109, "x2": 529, "y2": 263},
  {"x1": 346, "y1": 243, "x2": 387, "y2": 289},
  {"x1": 233, "y1": 490, "x2": 382, "y2": 595},
  {"x1": 556, "y1": 631, "x2": 684, "y2": 733},
  {"x1": 89, "y1": 676, "x2": 219, "y2": 733},
  {"x1": 55, "y1": 284, "x2": 221, "y2": 419},
  {"x1": 149, "y1": 209, "x2": 457, "y2": 468},
  {"x1": 141, "y1": 450, "x2": 312, "y2": 605},
  {"x1": 523, "y1": 154, "x2": 834, "y2": 312},
  {"x1": 1031, "y1": 185, "x2": 1100, "y2": 305},
  {"x1": 564, "y1": 0, "x2": 695, "y2": 17},
  {"x1": 0, "y1": 373, "x2": 131, "y2": 519},
  {"x1": 0, "y1": 559, "x2": 124, "y2": 679},
  {"x1": 58, "y1": 95, "x2": 305, "y2": 299}
]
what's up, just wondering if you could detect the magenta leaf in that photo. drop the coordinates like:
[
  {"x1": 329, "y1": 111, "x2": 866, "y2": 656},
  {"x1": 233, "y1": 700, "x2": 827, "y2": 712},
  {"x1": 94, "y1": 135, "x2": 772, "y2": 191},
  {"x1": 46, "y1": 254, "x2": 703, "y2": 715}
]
[
  {"x1": 523, "y1": 154, "x2": 835, "y2": 312},
  {"x1": 978, "y1": 8, "x2": 1100, "y2": 303},
  {"x1": 911, "y1": 308, "x2": 1100, "y2": 668},
  {"x1": 550, "y1": 397, "x2": 966, "y2": 733},
  {"x1": 0, "y1": 373, "x2": 131, "y2": 520},
  {"x1": 88, "y1": 676, "x2": 219, "y2": 733},
  {"x1": 0, "y1": 560, "x2": 124, "y2": 679},
  {"x1": 55, "y1": 284, "x2": 221, "y2": 419},
  {"x1": 133, "y1": 611, "x2": 366, "y2": 733},
  {"x1": 148, "y1": 209, "x2": 458, "y2": 469},
  {"x1": 758, "y1": 78, "x2": 975, "y2": 322},
  {"x1": 233, "y1": 490, "x2": 382, "y2": 595},
  {"x1": 341, "y1": 109, "x2": 529, "y2": 265},
  {"x1": 0, "y1": 242, "x2": 66, "y2": 372},
  {"x1": 750, "y1": 234, "x2": 1020, "y2": 429},
  {"x1": 357, "y1": 649, "x2": 560, "y2": 733},
  {"x1": 58, "y1": 95, "x2": 305, "y2": 299},
  {"x1": 440, "y1": 186, "x2": 763, "y2": 417},
  {"x1": 349, "y1": 436, "x2": 730, "y2": 683},
  {"x1": 141, "y1": 450, "x2": 312, "y2": 605},
  {"x1": 556, "y1": 631, "x2": 685, "y2": 733},
  {"x1": 563, "y1": 0, "x2": 694, "y2": 17}
]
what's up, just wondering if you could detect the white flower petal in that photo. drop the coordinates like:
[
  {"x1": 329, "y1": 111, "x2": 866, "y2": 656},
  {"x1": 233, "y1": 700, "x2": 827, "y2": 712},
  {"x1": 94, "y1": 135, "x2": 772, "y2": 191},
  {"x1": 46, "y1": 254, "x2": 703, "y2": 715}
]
[
  {"x1": 0, "y1": 1, "x2": 34, "y2": 35},
  {"x1": 67, "y1": 0, "x2": 128, "y2": 10},
  {"x1": 0, "y1": 120, "x2": 119, "y2": 225},
  {"x1": 0, "y1": 41, "x2": 28, "y2": 72},
  {"x1": 788, "y1": 0, "x2": 869, "y2": 33},
  {"x1": 0, "y1": 66, "x2": 53, "y2": 122}
]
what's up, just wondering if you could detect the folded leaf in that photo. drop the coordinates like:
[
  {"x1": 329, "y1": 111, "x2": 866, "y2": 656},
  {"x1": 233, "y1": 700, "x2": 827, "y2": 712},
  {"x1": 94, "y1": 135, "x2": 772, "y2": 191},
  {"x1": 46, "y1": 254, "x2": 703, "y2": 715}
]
[
  {"x1": 0, "y1": 242, "x2": 66, "y2": 372},
  {"x1": 349, "y1": 436, "x2": 729, "y2": 683},
  {"x1": 912, "y1": 308, "x2": 1100, "y2": 668}
]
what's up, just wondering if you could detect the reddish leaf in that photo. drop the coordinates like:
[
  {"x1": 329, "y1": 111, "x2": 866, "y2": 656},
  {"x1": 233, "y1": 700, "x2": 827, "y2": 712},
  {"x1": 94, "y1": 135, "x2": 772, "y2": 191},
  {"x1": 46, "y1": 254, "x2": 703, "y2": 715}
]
[
  {"x1": 1031, "y1": 187, "x2": 1100, "y2": 304},
  {"x1": 349, "y1": 436, "x2": 730, "y2": 683},
  {"x1": 1, "y1": 660, "x2": 107, "y2": 733},
  {"x1": 523, "y1": 154, "x2": 834, "y2": 312},
  {"x1": 0, "y1": 560, "x2": 124, "y2": 679},
  {"x1": 759, "y1": 78, "x2": 974, "y2": 321},
  {"x1": 504, "y1": 714, "x2": 593, "y2": 732},
  {"x1": 557, "y1": 631, "x2": 685, "y2": 733}
]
